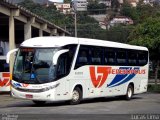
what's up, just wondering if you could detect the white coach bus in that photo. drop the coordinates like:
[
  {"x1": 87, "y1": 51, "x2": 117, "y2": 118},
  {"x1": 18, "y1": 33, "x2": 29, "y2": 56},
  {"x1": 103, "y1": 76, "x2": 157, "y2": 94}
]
[
  {"x1": 0, "y1": 47, "x2": 10, "y2": 92},
  {"x1": 7, "y1": 37, "x2": 149, "y2": 105}
]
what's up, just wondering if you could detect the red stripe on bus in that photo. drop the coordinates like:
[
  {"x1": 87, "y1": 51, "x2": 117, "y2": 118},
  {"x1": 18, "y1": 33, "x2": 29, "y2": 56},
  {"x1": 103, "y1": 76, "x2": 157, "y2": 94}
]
[
  {"x1": 2, "y1": 73, "x2": 10, "y2": 77},
  {"x1": 0, "y1": 79, "x2": 10, "y2": 87}
]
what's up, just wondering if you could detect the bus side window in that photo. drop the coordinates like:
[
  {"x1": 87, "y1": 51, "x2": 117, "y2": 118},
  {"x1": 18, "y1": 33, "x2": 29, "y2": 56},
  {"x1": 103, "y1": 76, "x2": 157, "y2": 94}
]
[
  {"x1": 75, "y1": 46, "x2": 90, "y2": 69},
  {"x1": 91, "y1": 47, "x2": 103, "y2": 65},
  {"x1": 138, "y1": 51, "x2": 148, "y2": 66},
  {"x1": 62, "y1": 44, "x2": 77, "y2": 72},
  {"x1": 57, "y1": 54, "x2": 67, "y2": 78},
  {"x1": 79, "y1": 51, "x2": 88, "y2": 63},
  {"x1": 116, "y1": 50, "x2": 127, "y2": 65},
  {"x1": 57, "y1": 44, "x2": 79, "y2": 77},
  {"x1": 128, "y1": 50, "x2": 137, "y2": 66},
  {"x1": 105, "y1": 48, "x2": 116, "y2": 65}
]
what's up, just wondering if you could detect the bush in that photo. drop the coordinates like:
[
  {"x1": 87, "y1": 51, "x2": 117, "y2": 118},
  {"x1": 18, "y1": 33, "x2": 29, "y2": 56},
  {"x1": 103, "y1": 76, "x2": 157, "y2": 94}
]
[{"x1": 148, "y1": 84, "x2": 160, "y2": 93}]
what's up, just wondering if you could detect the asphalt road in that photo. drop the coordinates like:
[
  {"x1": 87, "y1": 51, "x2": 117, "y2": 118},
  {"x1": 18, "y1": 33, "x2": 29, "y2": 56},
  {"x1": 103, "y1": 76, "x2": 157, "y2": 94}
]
[{"x1": 0, "y1": 93, "x2": 160, "y2": 120}]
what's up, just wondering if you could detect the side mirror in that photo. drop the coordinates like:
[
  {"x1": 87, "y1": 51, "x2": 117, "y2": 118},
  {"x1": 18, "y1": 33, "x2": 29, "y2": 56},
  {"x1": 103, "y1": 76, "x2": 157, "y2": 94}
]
[
  {"x1": 53, "y1": 49, "x2": 69, "y2": 65},
  {"x1": 6, "y1": 49, "x2": 18, "y2": 63}
]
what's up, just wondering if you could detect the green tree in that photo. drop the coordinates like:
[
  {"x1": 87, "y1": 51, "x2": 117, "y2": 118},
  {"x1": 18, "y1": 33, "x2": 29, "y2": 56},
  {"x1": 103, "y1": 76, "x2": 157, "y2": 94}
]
[
  {"x1": 128, "y1": 17, "x2": 160, "y2": 84},
  {"x1": 19, "y1": 0, "x2": 70, "y2": 26},
  {"x1": 106, "y1": 25, "x2": 134, "y2": 43},
  {"x1": 120, "y1": 2, "x2": 138, "y2": 23},
  {"x1": 73, "y1": 12, "x2": 107, "y2": 39},
  {"x1": 136, "y1": 4, "x2": 159, "y2": 23},
  {"x1": 120, "y1": 2, "x2": 160, "y2": 24}
]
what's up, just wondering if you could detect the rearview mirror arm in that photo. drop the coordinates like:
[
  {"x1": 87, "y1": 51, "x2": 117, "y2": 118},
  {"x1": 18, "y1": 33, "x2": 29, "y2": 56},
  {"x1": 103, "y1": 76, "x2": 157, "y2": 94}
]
[{"x1": 6, "y1": 49, "x2": 18, "y2": 63}]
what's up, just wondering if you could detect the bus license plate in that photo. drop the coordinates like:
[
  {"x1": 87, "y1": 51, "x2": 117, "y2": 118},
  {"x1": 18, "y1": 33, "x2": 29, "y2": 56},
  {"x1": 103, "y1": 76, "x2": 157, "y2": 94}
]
[{"x1": 25, "y1": 94, "x2": 33, "y2": 99}]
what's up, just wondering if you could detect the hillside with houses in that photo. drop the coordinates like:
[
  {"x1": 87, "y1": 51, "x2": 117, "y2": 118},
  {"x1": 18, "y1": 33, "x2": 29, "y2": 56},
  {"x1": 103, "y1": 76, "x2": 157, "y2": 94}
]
[{"x1": 9, "y1": 0, "x2": 160, "y2": 37}]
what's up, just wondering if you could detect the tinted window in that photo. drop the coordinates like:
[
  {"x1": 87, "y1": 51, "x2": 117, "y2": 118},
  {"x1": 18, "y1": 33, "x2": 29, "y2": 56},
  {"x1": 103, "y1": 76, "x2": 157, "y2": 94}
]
[
  {"x1": 116, "y1": 50, "x2": 127, "y2": 65},
  {"x1": 57, "y1": 45, "x2": 77, "y2": 78},
  {"x1": 62, "y1": 45, "x2": 77, "y2": 72},
  {"x1": 75, "y1": 45, "x2": 148, "y2": 68},
  {"x1": 138, "y1": 51, "x2": 148, "y2": 66},
  {"x1": 128, "y1": 50, "x2": 137, "y2": 66},
  {"x1": 91, "y1": 47, "x2": 103, "y2": 65},
  {"x1": 75, "y1": 46, "x2": 90, "y2": 69},
  {"x1": 105, "y1": 48, "x2": 116, "y2": 65},
  {"x1": 57, "y1": 53, "x2": 67, "y2": 78}
]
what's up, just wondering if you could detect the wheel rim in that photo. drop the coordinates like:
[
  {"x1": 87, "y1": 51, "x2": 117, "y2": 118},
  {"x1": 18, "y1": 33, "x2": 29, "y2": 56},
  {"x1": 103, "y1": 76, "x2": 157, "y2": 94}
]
[
  {"x1": 128, "y1": 88, "x2": 132, "y2": 98},
  {"x1": 72, "y1": 90, "x2": 79, "y2": 102}
]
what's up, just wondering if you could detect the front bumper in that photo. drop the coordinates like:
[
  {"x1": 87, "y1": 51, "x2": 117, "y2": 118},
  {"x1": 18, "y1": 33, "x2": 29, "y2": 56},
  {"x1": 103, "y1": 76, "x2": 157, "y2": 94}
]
[{"x1": 11, "y1": 86, "x2": 56, "y2": 101}]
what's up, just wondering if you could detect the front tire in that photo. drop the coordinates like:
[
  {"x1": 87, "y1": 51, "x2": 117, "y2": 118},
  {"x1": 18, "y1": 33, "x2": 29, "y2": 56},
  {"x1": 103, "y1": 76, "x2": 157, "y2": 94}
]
[
  {"x1": 125, "y1": 85, "x2": 134, "y2": 100},
  {"x1": 70, "y1": 87, "x2": 82, "y2": 105}
]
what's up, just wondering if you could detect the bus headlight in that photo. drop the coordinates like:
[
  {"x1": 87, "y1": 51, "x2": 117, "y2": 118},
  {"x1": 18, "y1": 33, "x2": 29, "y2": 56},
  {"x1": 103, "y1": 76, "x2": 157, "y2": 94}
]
[
  {"x1": 41, "y1": 83, "x2": 60, "y2": 92},
  {"x1": 11, "y1": 83, "x2": 60, "y2": 93}
]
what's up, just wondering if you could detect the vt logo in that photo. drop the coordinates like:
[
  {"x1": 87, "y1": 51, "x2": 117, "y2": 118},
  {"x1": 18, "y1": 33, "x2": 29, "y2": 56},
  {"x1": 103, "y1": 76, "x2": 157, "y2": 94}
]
[
  {"x1": 89, "y1": 66, "x2": 111, "y2": 88},
  {"x1": 0, "y1": 73, "x2": 10, "y2": 87}
]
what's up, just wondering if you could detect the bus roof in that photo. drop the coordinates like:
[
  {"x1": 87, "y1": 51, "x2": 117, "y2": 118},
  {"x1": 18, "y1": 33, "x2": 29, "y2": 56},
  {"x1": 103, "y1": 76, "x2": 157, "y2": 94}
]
[
  {"x1": 21, "y1": 37, "x2": 78, "y2": 48},
  {"x1": 21, "y1": 36, "x2": 148, "y2": 51}
]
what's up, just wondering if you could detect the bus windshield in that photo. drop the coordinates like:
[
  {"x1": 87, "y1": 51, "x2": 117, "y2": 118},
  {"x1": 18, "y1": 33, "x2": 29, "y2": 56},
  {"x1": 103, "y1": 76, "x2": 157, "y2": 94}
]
[{"x1": 13, "y1": 48, "x2": 59, "y2": 84}]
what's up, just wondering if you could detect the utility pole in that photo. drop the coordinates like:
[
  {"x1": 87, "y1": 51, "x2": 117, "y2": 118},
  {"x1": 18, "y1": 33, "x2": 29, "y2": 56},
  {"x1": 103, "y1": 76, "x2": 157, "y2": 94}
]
[
  {"x1": 72, "y1": 0, "x2": 77, "y2": 37},
  {"x1": 74, "y1": 11, "x2": 77, "y2": 37},
  {"x1": 45, "y1": 0, "x2": 49, "y2": 7}
]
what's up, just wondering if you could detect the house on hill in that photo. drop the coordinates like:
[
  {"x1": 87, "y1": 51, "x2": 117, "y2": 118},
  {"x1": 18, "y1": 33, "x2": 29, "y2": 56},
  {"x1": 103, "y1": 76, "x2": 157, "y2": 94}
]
[{"x1": 107, "y1": 16, "x2": 133, "y2": 29}]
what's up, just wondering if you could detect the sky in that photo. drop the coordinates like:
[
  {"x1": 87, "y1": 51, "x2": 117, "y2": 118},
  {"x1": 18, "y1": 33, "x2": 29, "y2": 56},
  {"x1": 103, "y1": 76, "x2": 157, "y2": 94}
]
[{"x1": 48, "y1": 0, "x2": 64, "y2": 3}]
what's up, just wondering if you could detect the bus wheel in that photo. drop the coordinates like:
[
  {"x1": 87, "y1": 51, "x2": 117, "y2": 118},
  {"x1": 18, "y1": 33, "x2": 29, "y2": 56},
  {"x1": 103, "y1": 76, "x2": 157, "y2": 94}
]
[
  {"x1": 70, "y1": 87, "x2": 82, "y2": 105},
  {"x1": 125, "y1": 84, "x2": 134, "y2": 100},
  {"x1": 32, "y1": 100, "x2": 46, "y2": 105}
]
